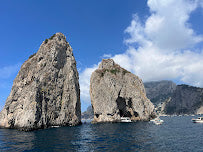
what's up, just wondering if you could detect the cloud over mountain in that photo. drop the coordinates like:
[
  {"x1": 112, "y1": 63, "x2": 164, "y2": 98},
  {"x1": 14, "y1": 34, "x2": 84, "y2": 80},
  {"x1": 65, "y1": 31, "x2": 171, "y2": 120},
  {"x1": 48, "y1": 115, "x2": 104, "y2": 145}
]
[{"x1": 80, "y1": 0, "x2": 203, "y2": 104}]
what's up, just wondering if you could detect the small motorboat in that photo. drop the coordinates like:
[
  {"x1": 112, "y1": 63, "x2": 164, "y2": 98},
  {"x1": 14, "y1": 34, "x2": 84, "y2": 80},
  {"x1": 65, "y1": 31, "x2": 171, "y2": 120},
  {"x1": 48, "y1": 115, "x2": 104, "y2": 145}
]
[
  {"x1": 191, "y1": 117, "x2": 203, "y2": 123},
  {"x1": 150, "y1": 117, "x2": 164, "y2": 125},
  {"x1": 51, "y1": 126, "x2": 60, "y2": 128},
  {"x1": 120, "y1": 117, "x2": 132, "y2": 122}
]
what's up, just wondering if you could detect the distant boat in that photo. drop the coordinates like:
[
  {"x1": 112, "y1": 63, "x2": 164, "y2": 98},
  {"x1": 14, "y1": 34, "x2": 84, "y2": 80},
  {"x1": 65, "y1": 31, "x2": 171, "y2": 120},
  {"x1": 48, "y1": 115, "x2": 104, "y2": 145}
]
[
  {"x1": 120, "y1": 117, "x2": 132, "y2": 122},
  {"x1": 150, "y1": 117, "x2": 164, "y2": 125},
  {"x1": 51, "y1": 126, "x2": 60, "y2": 128},
  {"x1": 191, "y1": 117, "x2": 203, "y2": 123}
]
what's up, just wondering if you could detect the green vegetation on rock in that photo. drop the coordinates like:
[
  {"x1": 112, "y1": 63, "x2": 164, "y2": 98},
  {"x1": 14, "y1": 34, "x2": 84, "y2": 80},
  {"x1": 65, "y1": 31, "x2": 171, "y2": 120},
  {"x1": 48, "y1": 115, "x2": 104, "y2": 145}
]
[
  {"x1": 44, "y1": 39, "x2": 48, "y2": 44},
  {"x1": 49, "y1": 34, "x2": 56, "y2": 40},
  {"x1": 29, "y1": 53, "x2": 36, "y2": 59}
]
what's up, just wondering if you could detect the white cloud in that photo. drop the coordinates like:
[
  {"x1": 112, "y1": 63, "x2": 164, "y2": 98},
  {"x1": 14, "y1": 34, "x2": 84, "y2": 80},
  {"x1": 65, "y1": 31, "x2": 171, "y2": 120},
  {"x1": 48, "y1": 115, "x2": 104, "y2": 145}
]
[
  {"x1": 80, "y1": 0, "x2": 203, "y2": 104},
  {"x1": 102, "y1": 54, "x2": 112, "y2": 58},
  {"x1": 201, "y1": 1, "x2": 203, "y2": 8},
  {"x1": 117, "y1": 0, "x2": 203, "y2": 86},
  {"x1": 79, "y1": 64, "x2": 98, "y2": 103},
  {"x1": 124, "y1": 14, "x2": 152, "y2": 47},
  {"x1": 112, "y1": 47, "x2": 203, "y2": 87},
  {"x1": 0, "y1": 63, "x2": 21, "y2": 79},
  {"x1": 126, "y1": 0, "x2": 202, "y2": 51}
]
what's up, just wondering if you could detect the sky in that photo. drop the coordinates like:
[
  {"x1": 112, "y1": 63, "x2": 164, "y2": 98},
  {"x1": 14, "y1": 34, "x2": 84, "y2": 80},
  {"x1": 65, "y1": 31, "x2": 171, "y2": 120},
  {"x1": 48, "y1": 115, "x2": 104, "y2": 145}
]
[{"x1": 0, "y1": 0, "x2": 203, "y2": 112}]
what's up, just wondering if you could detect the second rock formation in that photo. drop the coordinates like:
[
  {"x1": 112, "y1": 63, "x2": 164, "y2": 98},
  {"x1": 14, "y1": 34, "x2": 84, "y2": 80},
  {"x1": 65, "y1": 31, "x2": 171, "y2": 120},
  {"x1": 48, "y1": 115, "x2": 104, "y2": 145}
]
[{"x1": 90, "y1": 59, "x2": 155, "y2": 122}]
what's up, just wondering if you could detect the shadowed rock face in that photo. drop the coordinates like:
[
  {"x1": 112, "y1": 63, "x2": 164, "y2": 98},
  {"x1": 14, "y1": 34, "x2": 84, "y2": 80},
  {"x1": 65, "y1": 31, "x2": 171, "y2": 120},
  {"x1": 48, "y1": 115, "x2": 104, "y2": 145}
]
[
  {"x1": 90, "y1": 59, "x2": 155, "y2": 122},
  {"x1": 0, "y1": 33, "x2": 81, "y2": 131},
  {"x1": 165, "y1": 85, "x2": 203, "y2": 115},
  {"x1": 144, "y1": 80, "x2": 176, "y2": 105}
]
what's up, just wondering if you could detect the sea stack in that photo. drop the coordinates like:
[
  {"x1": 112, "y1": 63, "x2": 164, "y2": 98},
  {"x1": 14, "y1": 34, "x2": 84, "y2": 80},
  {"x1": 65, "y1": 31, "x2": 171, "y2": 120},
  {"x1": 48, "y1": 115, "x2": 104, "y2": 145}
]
[
  {"x1": 0, "y1": 33, "x2": 81, "y2": 131},
  {"x1": 90, "y1": 59, "x2": 155, "y2": 123}
]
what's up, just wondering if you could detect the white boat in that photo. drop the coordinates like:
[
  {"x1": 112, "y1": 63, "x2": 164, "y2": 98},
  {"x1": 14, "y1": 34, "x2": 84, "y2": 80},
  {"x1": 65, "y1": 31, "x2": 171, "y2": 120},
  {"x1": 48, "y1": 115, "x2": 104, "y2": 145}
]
[
  {"x1": 120, "y1": 117, "x2": 132, "y2": 122},
  {"x1": 51, "y1": 126, "x2": 60, "y2": 128},
  {"x1": 150, "y1": 117, "x2": 164, "y2": 125},
  {"x1": 192, "y1": 117, "x2": 203, "y2": 123}
]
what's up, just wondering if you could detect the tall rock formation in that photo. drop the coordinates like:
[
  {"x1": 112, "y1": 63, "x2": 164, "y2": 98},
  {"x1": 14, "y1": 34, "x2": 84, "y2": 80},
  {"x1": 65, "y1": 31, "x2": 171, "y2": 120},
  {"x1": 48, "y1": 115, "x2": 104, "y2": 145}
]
[
  {"x1": 90, "y1": 59, "x2": 155, "y2": 122},
  {"x1": 0, "y1": 33, "x2": 81, "y2": 131},
  {"x1": 165, "y1": 84, "x2": 203, "y2": 115}
]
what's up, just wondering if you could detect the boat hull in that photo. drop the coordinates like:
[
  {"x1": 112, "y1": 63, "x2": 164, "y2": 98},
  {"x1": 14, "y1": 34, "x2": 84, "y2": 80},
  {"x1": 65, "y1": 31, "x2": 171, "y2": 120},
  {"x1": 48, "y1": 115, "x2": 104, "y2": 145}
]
[
  {"x1": 192, "y1": 117, "x2": 203, "y2": 123},
  {"x1": 192, "y1": 120, "x2": 203, "y2": 123},
  {"x1": 120, "y1": 117, "x2": 132, "y2": 123}
]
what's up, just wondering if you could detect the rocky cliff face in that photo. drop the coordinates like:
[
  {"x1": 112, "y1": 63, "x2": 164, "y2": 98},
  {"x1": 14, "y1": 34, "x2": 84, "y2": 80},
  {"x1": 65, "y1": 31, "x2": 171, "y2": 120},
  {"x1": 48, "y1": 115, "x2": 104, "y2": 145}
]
[
  {"x1": 196, "y1": 106, "x2": 203, "y2": 114},
  {"x1": 165, "y1": 85, "x2": 203, "y2": 115},
  {"x1": 0, "y1": 33, "x2": 81, "y2": 131},
  {"x1": 90, "y1": 59, "x2": 155, "y2": 122},
  {"x1": 144, "y1": 80, "x2": 176, "y2": 105}
]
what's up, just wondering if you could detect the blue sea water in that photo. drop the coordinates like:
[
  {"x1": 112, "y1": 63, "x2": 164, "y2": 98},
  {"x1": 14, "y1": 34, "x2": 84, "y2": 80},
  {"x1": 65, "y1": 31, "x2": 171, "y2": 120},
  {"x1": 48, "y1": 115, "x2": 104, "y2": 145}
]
[{"x1": 0, "y1": 115, "x2": 202, "y2": 152}]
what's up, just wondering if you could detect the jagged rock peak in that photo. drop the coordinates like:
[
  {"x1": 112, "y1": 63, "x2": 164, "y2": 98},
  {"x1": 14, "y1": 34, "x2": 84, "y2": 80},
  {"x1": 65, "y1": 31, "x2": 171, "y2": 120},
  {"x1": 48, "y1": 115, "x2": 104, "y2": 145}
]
[
  {"x1": 99, "y1": 59, "x2": 115, "y2": 69},
  {"x1": 90, "y1": 59, "x2": 155, "y2": 123},
  {"x1": 0, "y1": 33, "x2": 81, "y2": 131},
  {"x1": 45, "y1": 33, "x2": 66, "y2": 42}
]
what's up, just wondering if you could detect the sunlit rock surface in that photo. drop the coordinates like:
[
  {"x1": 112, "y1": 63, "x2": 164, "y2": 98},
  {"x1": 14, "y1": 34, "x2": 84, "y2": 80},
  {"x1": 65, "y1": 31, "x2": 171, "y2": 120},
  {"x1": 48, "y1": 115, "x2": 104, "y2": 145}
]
[
  {"x1": 0, "y1": 33, "x2": 81, "y2": 131},
  {"x1": 90, "y1": 59, "x2": 155, "y2": 123}
]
